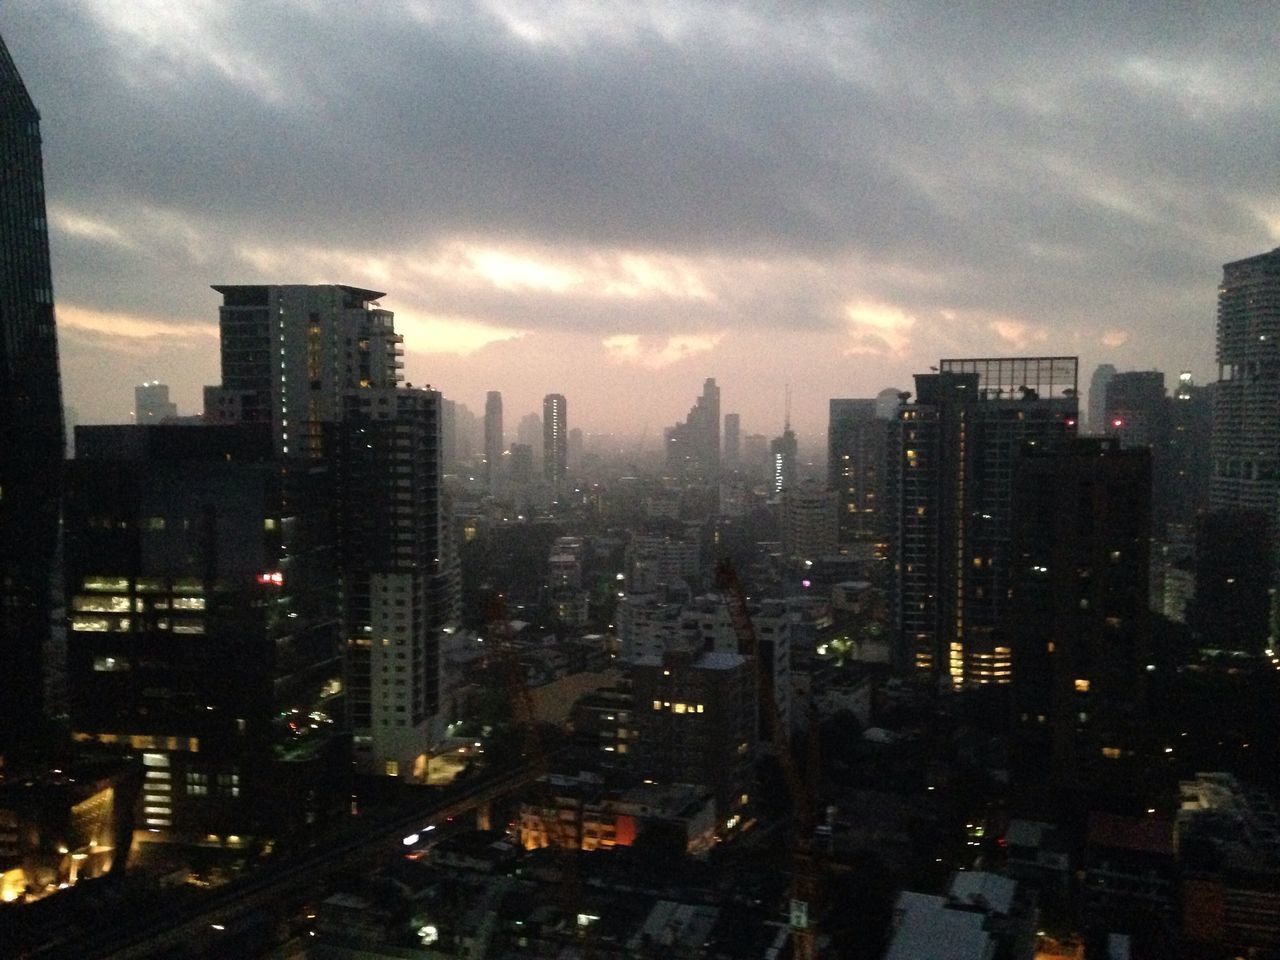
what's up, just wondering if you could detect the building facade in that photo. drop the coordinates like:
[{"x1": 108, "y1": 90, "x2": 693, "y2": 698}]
[
  {"x1": 1010, "y1": 438, "x2": 1151, "y2": 783},
  {"x1": 203, "y1": 284, "x2": 402, "y2": 457},
  {"x1": 543, "y1": 393, "x2": 568, "y2": 491},
  {"x1": 1211, "y1": 248, "x2": 1280, "y2": 527},
  {"x1": 333, "y1": 388, "x2": 456, "y2": 779},
  {"x1": 65, "y1": 424, "x2": 346, "y2": 847},
  {"x1": 827, "y1": 399, "x2": 888, "y2": 545},
  {"x1": 483, "y1": 390, "x2": 503, "y2": 492},
  {"x1": 664, "y1": 378, "x2": 721, "y2": 480},
  {"x1": 894, "y1": 357, "x2": 1078, "y2": 684},
  {"x1": 0, "y1": 33, "x2": 65, "y2": 760}
]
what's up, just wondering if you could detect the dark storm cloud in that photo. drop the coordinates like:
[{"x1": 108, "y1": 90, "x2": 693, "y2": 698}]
[{"x1": 4, "y1": 0, "x2": 1279, "y2": 358}]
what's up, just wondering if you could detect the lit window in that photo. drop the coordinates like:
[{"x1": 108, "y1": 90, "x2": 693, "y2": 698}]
[{"x1": 1074, "y1": 679, "x2": 1090, "y2": 693}]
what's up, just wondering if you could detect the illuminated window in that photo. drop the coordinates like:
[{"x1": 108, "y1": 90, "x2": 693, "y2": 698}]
[
  {"x1": 385, "y1": 760, "x2": 399, "y2": 777},
  {"x1": 1101, "y1": 747, "x2": 1121, "y2": 759},
  {"x1": 652, "y1": 700, "x2": 662, "y2": 710},
  {"x1": 1074, "y1": 678, "x2": 1090, "y2": 692}
]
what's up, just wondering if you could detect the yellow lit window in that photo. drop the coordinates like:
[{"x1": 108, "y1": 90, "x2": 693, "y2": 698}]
[
  {"x1": 1074, "y1": 678, "x2": 1090, "y2": 692},
  {"x1": 652, "y1": 700, "x2": 662, "y2": 710}
]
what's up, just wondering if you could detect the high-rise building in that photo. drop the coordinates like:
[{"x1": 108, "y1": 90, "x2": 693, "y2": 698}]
[
  {"x1": 203, "y1": 285, "x2": 402, "y2": 457},
  {"x1": 1167, "y1": 372, "x2": 1213, "y2": 529},
  {"x1": 568, "y1": 427, "x2": 584, "y2": 472},
  {"x1": 1010, "y1": 438, "x2": 1151, "y2": 783},
  {"x1": 65, "y1": 424, "x2": 347, "y2": 844},
  {"x1": 894, "y1": 357, "x2": 1078, "y2": 684},
  {"x1": 1186, "y1": 511, "x2": 1272, "y2": 655},
  {"x1": 781, "y1": 481, "x2": 839, "y2": 562},
  {"x1": 769, "y1": 427, "x2": 797, "y2": 495},
  {"x1": 723, "y1": 413, "x2": 741, "y2": 468},
  {"x1": 664, "y1": 378, "x2": 721, "y2": 479},
  {"x1": 483, "y1": 390, "x2": 503, "y2": 492},
  {"x1": 1103, "y1": 371, "x2": 1167, "y2": 449},
  {"x1": 1088, "y1": 364, "x2": 1117, "y2": 435},
  {"x1": 135, "y1": 381, "x2": 178, "y2": 423},
  {"x1": 333, "y1": 388, "x2": 455, "y2": 778},
  {"x1": 827, "y1": 398, "x2": 889, "y2": 545},
  {"x1": 1211, "y1": 249, "x2": 1280, "y2": 546},
  {"x1": 516, "y1": 412, "x2": 542, "y2": 470},
  {"x1": 543, "y1": 393, "x2": 568, "y2": 490},
  {"x1": 0, "y1": 33, "x2": 65, "y2": 760}
]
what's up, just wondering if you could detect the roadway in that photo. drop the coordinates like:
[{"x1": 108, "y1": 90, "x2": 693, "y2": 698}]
[{"x1": 31, "y1": 762, "x2": 539, "y2": 960}]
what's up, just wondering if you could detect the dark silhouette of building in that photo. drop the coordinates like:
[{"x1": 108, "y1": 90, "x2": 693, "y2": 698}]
[
  {"x1": 1011, "y1": 438, "x2": 1151, "y2": 783},
  {"x1": 629, "y1": 649, "x2": 753, "y2": 818},
  {"x1": 664, "y1": 378, "x2": 721, "y2": 480},
  {"x1": 135, "y1": 381, "x2": 177, "y2": 423},
  {"x1": 1087, "y1": 363, "x2": 1117, "y2": 436},
  {"x1": 893, "y1": 357, "x2": 1078, "y2": 684},
  {"x1": 1186, "y1": 511, "x2": 1272, "y2": 655},
  {"x1": 723, "y1": 413, "x2": 741, "y2": 468},
  {"x1": 827, "y1": 398, "x2": 889, "y2": 546},
  {"x1": 0, "y1": 32, "x2": 65, "y2": 762},
  {"x1": 484, "y1": 390, "x2": 503, "y2": 492},
  {"x1": 65, "y1": 424, "x2": 347, "y2": 846},
  {"x1": 1167, "y1": 372, "x2": 1213, "y2": 529}
]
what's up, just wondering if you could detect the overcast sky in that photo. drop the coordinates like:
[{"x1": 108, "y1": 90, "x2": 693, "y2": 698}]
[{"x1": 6, "y1": 1, "x2": 1278, "y2": 441}]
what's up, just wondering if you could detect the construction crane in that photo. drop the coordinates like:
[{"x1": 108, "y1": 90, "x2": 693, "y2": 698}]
[{"x1": 715, "y1": 557, "x2": 821, "y2": 960}]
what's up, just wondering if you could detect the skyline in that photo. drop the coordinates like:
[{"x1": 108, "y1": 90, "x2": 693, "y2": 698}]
[{"x1": 5, "y1": 2, "x2": 1279, "y2": 437}]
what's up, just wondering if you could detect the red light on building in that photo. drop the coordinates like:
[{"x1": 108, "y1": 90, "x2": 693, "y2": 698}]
[
  {"x1": 1112, "y1": 418, "x2": 1123, "y2": 428},
  {"x1": 256, "y1": 572, "x2": 284, "y2": 586}
]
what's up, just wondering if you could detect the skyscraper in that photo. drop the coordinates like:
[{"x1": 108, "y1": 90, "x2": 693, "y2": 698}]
[
  {"x1": 203, "y1": 285, "x2": 402, "y2": 457},
  {"x1": 1211, "y1": 248, "x2": 1280, "y2": 525},
  {"x1": 827, "y1": 398, "x2": 888, "y2": 545},
  {"x1": 543, "y1": 393, "x2": 568, "y2": 490},
  {"x1": 0, "y1": 32, "x2": 65, "y2": 758},
  {"x1": 66, "y1": 424, "x2": 347, "y2": 843},
  {"x1": 334, "y1": 387, "x2": 455, "y2": 778},
  {"x1": 1011, "y1": 438, "x2": 1151, "y2": 782},
  {"x1": 1087, "y1": 364, "x2": 1116, "y2": 435},
  {"x1": 664, "y1": 378, "x2": 721, "y2": 479},
  {"x1": 484, "y1": 390, "x2": 503, "y2": 492},
  {"x1": 135, "y1": 381, "x2": 177, "y2": 423},
  {"x1": 1103, "y1": 371, "x2": 1167, "y2": 449},
  {"x1": 723, "y1": 413, "x2": 741, "y2": 468},
  {"x1": 894, "y1": 357, "x2": 1078, "y2": 684},
  {"x1": 769, "y1": 427, "x2": 797, "y2": 495}
]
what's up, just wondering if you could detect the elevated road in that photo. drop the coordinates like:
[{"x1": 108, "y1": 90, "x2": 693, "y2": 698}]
[{"x1": 32, "y1": 762, "x2": 539, "y2": 960}]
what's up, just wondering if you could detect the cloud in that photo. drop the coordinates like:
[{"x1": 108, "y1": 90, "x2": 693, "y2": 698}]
[
  {"x1": 4, "y1": 0, "x2": 1278, "y2": 434},
  {"x1": 603, "y1": 332, "x2": 724, "y2": 368}
]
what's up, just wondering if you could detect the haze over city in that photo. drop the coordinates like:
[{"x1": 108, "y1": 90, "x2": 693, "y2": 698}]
[{"x1": 6, "y1": 1, "x2": 1278, "y2": 438}]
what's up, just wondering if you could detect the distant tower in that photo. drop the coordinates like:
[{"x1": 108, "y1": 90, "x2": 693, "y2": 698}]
[
  {"x1": 516, "y1": 412, "x2": 543, "y2": 469},
  {"x1": 664, "y1": 378, "x2": 721, "y2": 479},
  {"x1": 0, "y1": 32, "x2": 65, "y2": 758},
  {"x1": 723, "y1": 413, "x2": 741, "y2": 468},
  {"x1": 1088, "y1": 364, "x2": 1117, "y2": 435},
  {"x1": 484, "y1": 390, "x2": 503, "y2": 491},
  {"x1": 770, "y1": 387, "x2": 797, "y2": 495},
  {"x1": 543, "y1": 394, "x2": 568, "y2": 490},
  {"x1": 135, "y1": 381, "x2": 178, "y2": 423}
]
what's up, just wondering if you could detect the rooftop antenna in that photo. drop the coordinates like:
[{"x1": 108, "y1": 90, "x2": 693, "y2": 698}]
[{"x1": 784, "y1": 384, "x2": 792, "y2": 433}]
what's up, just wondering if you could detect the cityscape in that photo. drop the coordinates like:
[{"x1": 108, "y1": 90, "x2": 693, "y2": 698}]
[{"x1": 3, "y1": 6, "x2": 1280, "y2": 960}]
